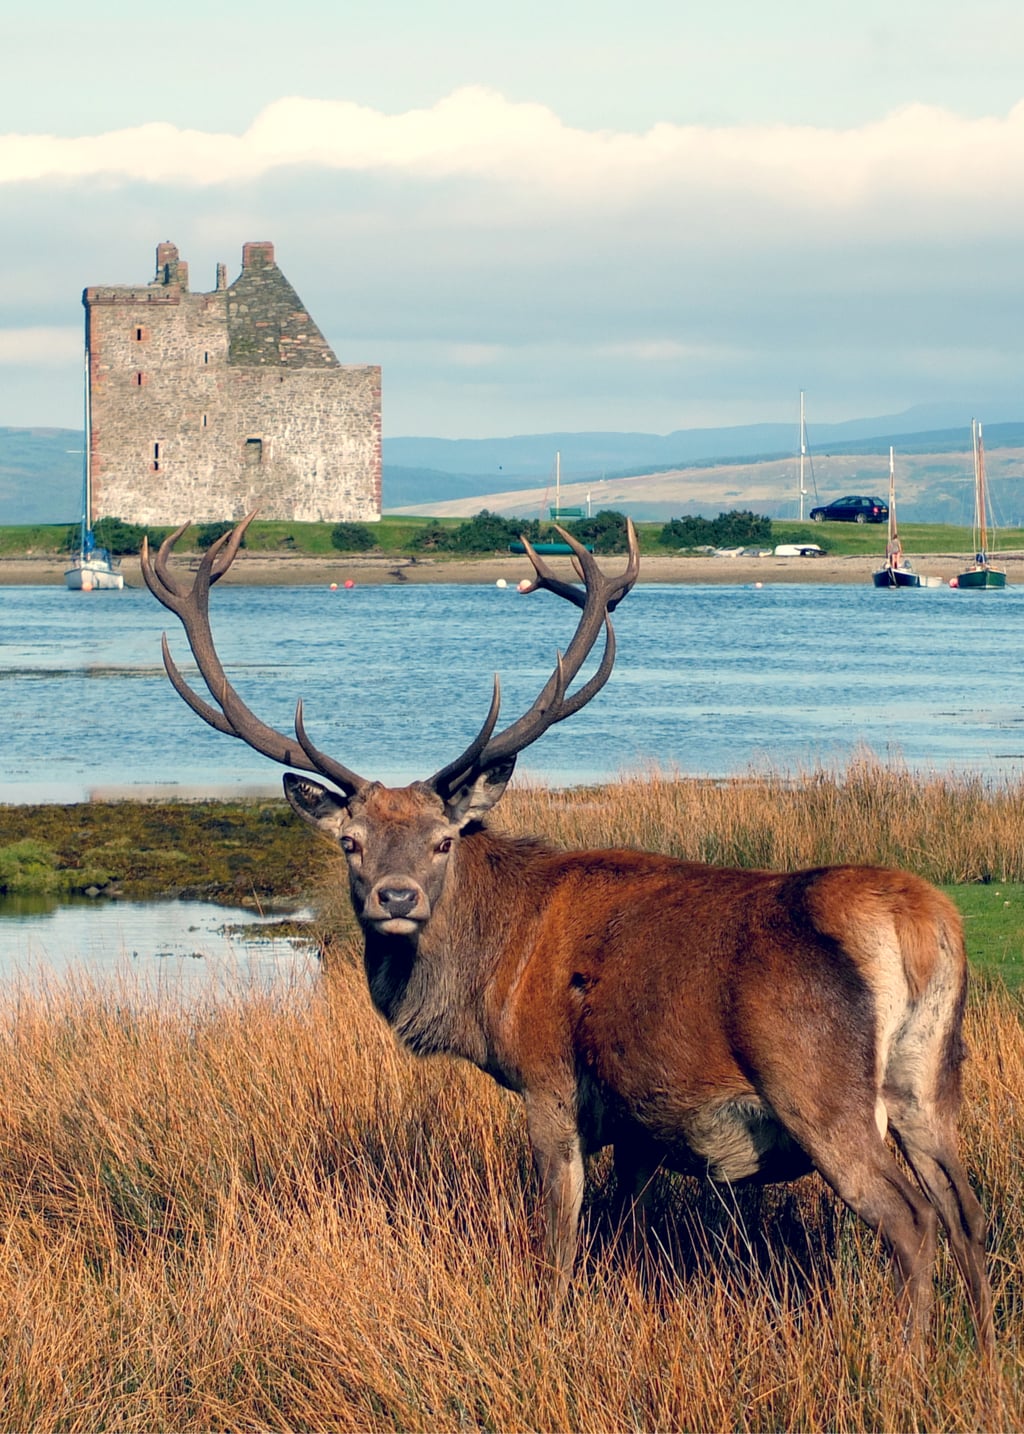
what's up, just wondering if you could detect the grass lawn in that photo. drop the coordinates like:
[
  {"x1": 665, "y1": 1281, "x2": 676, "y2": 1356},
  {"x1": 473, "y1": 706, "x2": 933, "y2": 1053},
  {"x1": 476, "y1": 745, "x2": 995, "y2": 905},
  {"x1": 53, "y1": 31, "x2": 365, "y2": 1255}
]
[
  {"x1": 947, "y1": 881, "x2": 1024, "y2": 989},
  {"x1": 4, "y1": 517, "x2": 1022, "y2": 559}
]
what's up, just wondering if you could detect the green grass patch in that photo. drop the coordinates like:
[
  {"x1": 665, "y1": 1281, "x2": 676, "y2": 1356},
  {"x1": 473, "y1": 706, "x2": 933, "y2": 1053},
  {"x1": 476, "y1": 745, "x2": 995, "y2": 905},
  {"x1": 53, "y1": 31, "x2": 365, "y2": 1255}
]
[
  {"x1": 945, "y1": 882, "x2": 1024, "y2": 989},
  {"x1": 772, "y1": 518, "x2": 1024, "y2": 557},
  {"x1": 3, "y1": 517, "x2": 1020, "y2": 560},
  {"x1": 0, "y1": 523, "x2": 73, "y2": 556}
]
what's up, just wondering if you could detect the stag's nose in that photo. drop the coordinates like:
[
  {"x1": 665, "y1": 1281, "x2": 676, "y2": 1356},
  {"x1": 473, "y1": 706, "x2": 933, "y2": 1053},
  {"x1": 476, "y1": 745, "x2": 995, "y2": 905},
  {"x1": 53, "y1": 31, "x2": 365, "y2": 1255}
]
[{"x1": 377, "y1": 886, "x2": 420, "y2": 919}]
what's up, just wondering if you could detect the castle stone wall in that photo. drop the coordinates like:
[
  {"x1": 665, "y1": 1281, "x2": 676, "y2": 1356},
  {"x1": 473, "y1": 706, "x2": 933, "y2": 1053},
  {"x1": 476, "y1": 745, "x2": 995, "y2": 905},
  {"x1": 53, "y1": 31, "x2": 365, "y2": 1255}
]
[{"x1": 85, "y1": 242, "x2": 381, "y2": 525}]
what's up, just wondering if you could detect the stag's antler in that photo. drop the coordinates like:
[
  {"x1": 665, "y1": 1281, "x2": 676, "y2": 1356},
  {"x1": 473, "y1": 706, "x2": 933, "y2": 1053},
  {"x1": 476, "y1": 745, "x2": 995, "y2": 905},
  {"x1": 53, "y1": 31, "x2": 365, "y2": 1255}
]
[
  {"x1": 428, "y1": 521, "x2": 640, "y2": 798},
  {"x1": 141, "y1": 513, "x2": 368, "y2": 795},
  {"x1": 142, "y1": 515, "x2": 639, "y2": 801}
]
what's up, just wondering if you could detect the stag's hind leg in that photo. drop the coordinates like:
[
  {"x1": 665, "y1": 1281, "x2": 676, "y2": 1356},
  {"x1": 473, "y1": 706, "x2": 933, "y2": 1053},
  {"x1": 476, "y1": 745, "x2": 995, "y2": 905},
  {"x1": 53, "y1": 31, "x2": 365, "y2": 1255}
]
[
  {"x1": 884, "y1": 1097, "x2": 994, "y2": 1357},
  {"x1": 785, "y1": 1115, "x2": 941, "y2": 1350},
  {"x1": 882, "y1": 948, "x2": 994, "y2": 1355}
]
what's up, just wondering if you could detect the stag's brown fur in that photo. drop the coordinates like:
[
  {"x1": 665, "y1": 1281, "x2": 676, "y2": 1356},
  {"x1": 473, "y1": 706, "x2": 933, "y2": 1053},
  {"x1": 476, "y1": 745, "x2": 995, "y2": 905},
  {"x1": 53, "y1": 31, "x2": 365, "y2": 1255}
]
[
  {"x1": 142, "y1": 515, "x2": 993, "y2": 1357},
  {"x1": 295, "y1": 779, "x2": 993, "y2": 1357}
]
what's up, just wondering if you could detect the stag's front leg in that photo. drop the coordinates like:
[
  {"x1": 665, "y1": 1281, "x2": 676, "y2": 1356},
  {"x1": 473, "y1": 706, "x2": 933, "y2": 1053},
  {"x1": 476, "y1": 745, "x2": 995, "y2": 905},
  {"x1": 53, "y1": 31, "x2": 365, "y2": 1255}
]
[{"x1": 525, "y1": 1088, "x2": 585, "y2": 1308}]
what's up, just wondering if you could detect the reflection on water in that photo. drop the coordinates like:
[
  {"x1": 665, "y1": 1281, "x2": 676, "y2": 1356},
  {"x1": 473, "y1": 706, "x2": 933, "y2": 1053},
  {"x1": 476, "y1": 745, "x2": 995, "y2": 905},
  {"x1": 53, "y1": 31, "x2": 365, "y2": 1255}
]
[{"x1": 0, "y1": 895, "x2": 318, "y2": 995}]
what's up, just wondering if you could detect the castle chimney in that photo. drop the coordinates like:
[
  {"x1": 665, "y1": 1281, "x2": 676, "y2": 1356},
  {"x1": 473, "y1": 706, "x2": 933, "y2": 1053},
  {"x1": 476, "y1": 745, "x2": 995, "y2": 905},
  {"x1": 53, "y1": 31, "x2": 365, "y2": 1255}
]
[
  {"x1": 216, "y1": 262, "x2": 227, "y2": 291},
  {"x1": 155, "y1": 241, "x2": 178, "y2": 281},
  {"x1": 242, "y1": 241, "x2": 275, "y2": 269},
  {"x1": 154, "y1": 241, "x2": 188, "y2": 290}
]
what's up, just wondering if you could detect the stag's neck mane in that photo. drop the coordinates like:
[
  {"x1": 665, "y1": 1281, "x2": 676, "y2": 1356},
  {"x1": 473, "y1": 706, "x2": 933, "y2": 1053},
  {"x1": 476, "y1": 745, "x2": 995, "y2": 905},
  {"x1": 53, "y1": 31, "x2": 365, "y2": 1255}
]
[{"x1": 362, "y1": 823, "x2": 555, "y2": 1067}]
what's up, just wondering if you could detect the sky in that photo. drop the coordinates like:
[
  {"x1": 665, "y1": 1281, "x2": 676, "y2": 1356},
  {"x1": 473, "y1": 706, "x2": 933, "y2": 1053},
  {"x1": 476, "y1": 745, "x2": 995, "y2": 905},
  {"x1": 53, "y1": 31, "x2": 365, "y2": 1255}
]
[{"x1": 3, "y1": 0, "x2": 1024, "y2": 439}]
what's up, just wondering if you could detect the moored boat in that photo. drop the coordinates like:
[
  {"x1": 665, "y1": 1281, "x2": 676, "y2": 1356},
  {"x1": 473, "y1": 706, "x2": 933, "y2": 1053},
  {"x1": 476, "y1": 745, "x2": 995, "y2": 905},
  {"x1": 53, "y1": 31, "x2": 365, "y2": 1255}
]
[
  {"x1": 953, "y1": 420, "x2": 1006, "y2": 590},
  {"x1": 871, "y1": 447, "x2": 942, "y2": 588},
  {"x1": 64, "y1": 349, "x2": 123, "y2": 592}
]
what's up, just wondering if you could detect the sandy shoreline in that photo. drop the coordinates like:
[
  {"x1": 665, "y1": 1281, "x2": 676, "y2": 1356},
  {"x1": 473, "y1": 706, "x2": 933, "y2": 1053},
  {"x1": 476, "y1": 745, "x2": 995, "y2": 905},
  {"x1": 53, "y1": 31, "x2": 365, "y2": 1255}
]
[{"x1": 4, "y1": 549, "x2": 1016, "y2": 589}]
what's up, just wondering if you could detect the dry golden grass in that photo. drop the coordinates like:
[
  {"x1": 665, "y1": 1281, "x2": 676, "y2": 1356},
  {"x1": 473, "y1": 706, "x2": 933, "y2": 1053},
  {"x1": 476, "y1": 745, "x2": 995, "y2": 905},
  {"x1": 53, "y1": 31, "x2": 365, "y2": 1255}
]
[
  {"x1": 0, "y1": 962, "x2": 1019, "y2": 1432},
  {"x1": 1, "y1": 763, "x2": 1022, "y2": 1431},
  {"x1": 494, "y1": 757, "x2": 1024, "y2": 886}
]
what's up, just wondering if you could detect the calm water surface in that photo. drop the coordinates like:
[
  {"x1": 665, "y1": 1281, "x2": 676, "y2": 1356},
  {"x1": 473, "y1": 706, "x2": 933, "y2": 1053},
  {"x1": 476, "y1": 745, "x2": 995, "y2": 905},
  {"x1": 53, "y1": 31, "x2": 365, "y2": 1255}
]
[
  {"x1": 2, "y1": 577, "x2": 1023, "y2": 980},
  {"x1": 3, "y1": 578, "x2": 1024, "y2": 800},
  {"x1": 0, "y1": 894, "x2": 317, "y2": 994}
]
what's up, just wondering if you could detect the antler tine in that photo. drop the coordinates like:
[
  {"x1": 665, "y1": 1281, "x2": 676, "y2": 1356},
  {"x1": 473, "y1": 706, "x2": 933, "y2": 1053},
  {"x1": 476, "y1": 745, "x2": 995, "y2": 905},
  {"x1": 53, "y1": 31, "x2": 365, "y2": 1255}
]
[
  {"x1": 426, "y1": 676, "x2": 503, "y2": 795},
  {"x1": 295, "y1": 699, "x2": 370, "y2": 798},
  {"x1": 518, "y1": 519, "x2": 640, "y2": 614},
  {"x1": 143, "y1": 515, "x2": 366, "y2": 788},
  {"x1": 431, "y1": 524, "x2": 639, "y2": 798}
]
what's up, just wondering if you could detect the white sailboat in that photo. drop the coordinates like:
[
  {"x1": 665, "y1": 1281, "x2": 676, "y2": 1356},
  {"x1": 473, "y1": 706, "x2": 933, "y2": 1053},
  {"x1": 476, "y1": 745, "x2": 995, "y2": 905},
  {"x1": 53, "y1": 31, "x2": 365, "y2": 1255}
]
[
  {"x1": 64, "y1": 348, "x2": 124, "y2": 592},
  {"x1": 872, "y1": 447, "x2": 941, "y2": 589}
]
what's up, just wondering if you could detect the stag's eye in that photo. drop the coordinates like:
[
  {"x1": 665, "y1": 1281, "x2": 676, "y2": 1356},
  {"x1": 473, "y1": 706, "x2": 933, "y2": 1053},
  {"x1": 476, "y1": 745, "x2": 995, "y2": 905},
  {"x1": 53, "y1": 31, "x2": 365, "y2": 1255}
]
[
  {"x1": 340, "y1": 835, "x2": 362, "y2": 855},
  {"x1": 435, "y1": 837, "x2": 453, "y2": 855}
]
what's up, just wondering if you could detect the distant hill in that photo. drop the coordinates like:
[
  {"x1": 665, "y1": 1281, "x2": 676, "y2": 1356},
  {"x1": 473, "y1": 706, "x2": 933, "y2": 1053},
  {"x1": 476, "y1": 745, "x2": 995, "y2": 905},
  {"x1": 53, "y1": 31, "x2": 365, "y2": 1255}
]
[
  {"x1": 3, "y1": 406, "x2": 1023, "y2": 526},
  {"x1": 384, "y1": 415, "x2": 1021, "y2": 527},
  {"x1": 0, "y1": 428, "x2": 82, "y2": 524}
]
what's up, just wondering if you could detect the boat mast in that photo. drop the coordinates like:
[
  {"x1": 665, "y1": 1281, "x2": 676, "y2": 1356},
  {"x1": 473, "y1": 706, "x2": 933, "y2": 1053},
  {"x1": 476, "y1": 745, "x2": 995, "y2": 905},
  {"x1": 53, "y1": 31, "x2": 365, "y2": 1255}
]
[
  {"x1": 972, "y1": 419, "x2": 989, "y2": 564},
  {"x1": 81, "y1": 343, "x2": 91, "y2": 551},
  {"x1": 555, "y1": 449, "x2": 561, "y2": 512},
  {"x1": 798, "y1": 391, "x2": 807, "y2": 522},
  {"x1": 888, "y1": 446, "x2": 897, "y2": 543},
  {"x1": 884, "y1": 445, "x2": 903, "y2": 572}
]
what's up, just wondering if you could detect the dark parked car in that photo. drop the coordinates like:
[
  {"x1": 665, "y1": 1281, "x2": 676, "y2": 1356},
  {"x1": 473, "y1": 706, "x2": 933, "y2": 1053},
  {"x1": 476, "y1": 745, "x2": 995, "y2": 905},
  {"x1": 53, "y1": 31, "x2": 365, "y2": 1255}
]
[{"x1": 809, "y1": 495, "x2": 889, "y2": 524}]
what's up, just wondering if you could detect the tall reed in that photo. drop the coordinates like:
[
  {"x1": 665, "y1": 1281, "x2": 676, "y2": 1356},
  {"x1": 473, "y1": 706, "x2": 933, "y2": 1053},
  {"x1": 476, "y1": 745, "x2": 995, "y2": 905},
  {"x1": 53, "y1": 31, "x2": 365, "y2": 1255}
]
[
  {"x1": 0, "y1": 960, "x2": 1018, "y2": 1431},
  {"x1": 1, "y1": 762, "x2": 1020, "y2": 1430},
  {"x1": 498, "y1": 756, "x2": 1024, "y2": 885}
]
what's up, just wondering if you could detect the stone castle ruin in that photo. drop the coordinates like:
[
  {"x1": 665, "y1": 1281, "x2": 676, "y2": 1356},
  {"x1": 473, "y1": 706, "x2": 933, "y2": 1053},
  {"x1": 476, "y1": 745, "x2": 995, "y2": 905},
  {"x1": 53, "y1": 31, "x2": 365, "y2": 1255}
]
[{"x1": 84, "y1": 241, "x2": 381, "y2": 525}]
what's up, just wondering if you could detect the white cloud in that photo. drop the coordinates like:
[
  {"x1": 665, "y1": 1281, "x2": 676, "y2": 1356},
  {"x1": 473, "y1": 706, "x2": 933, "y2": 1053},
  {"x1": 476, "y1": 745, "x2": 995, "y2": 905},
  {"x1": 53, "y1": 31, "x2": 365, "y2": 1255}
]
[
  {"x1": 595, "y1": 340, "x2": 736, "y2": 363},
  {"x1": 3, "y1": 89, "x2": 1024, "y2": 230},
  {"x1": 0, "y1": 326, "x2": 80, "y2": 365},
  {"x1": 448, "y1": 343, "x2": 505, "y2": 367}
]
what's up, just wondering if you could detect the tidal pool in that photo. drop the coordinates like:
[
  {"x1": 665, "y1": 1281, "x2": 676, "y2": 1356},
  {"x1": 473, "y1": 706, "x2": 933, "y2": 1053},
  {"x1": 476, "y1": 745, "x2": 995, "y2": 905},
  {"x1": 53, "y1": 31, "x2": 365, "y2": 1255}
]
[{"x1": 0, "y1": 894, "x2": 318, "y2": 996}]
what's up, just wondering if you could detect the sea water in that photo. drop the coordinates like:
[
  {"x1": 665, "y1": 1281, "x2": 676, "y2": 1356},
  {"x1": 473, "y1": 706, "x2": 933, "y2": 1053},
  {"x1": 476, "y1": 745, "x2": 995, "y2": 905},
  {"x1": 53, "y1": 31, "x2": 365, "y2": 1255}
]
[
  {"x1": 2, "y1": 577, "x2": 1023, "y2": 801},
  {"x1": 2, "y1": 576, "x2": 1023, "y2": 980}
]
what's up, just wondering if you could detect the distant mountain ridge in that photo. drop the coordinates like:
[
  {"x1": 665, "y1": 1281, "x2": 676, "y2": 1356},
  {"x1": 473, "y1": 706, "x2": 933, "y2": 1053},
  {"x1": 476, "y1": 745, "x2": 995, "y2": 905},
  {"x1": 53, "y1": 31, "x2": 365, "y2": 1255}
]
[{"x1": 2, "y1": 403, "x2": 1022, "y2": 525}]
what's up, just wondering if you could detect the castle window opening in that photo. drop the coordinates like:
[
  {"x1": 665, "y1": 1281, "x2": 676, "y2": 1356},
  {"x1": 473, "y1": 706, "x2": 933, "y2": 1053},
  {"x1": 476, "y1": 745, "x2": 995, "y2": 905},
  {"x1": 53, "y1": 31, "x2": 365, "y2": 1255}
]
[
  {"x1": 244, "y1": 437, "x2": 263, "y2": 465},
  {"x1": 134, "y1": 371, "x2": 145, "y2": 386},
  {"x1": 203, "y1": 351, "x2": 209, "y2": 364},
  {"x1": 202, "y1": 414, "x2": 207, "y2": 428},
  {"x1": 152, "y1": 441, "x2": 161, "y2": 471},
  {"x1": 134, "y1": 326, "x2": 147, "y2": 341}
]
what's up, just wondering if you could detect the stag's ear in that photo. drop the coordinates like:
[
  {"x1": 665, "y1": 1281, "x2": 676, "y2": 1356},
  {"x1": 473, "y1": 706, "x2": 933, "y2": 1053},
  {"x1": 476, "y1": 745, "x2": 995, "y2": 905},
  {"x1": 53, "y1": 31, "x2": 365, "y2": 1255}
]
[
  {"x1": 444, "y1": 757, "x2": 516, "y2": 827},
  {"x1": 283, "y1": 773, "x2": 350, "y2": 835}
]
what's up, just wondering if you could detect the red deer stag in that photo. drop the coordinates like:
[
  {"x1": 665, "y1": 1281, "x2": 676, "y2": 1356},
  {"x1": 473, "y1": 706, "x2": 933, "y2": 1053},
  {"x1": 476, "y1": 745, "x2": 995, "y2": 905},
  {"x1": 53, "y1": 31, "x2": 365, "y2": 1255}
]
[{"x1": 142, "y1": 516, "x2": 993, "y2": 1356}]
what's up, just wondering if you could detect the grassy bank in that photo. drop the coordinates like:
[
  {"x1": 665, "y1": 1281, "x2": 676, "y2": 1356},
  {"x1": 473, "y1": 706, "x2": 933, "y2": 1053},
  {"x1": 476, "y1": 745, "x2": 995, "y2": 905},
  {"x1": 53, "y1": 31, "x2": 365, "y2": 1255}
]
[
  {"x1": 3, "y1": 517, "x2": 1021, "y2": 561},
  {"x1": 0, "y1": 763, "x2": 1021, "y2": 1429}
]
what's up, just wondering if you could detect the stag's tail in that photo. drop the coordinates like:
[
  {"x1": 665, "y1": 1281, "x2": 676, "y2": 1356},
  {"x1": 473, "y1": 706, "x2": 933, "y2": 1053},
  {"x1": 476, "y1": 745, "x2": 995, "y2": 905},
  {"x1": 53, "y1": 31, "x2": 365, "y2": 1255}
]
[{"x1": 883, "y1": 879, "x2": 994, "y2": 1356}]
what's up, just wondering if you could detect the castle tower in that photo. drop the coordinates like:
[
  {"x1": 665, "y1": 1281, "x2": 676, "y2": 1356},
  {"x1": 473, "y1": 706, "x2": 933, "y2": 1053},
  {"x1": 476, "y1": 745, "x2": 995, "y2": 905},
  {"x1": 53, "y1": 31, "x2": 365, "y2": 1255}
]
[{"x1": 82, "y1": 241, "x2": 382, "y2": 525}]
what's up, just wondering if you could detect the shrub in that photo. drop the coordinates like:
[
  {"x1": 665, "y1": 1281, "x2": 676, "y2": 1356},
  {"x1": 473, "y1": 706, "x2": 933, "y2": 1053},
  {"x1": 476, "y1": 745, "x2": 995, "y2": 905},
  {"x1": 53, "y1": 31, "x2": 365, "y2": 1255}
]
[
  {"x1": 92, "y1": 517, "x2": 150, "y2": 555},
  {"x1": 196, "y1": 521, "x2": 246, "y2": 551},
  {"x1": 659, "y1": 509, "x2": 772, "y2": 549},
  {"x1": 451, "y1": 510, "x2": 540, "y2": 553},
  {"x1": 409, "y1": 521, "x2": 455, "y2": 552},
  {"x1": 329, "y1": 522, "x2": 376, "y2": 553},
  {"x1": 566, "y1": 510, "x2": 631, "y2": 554}
]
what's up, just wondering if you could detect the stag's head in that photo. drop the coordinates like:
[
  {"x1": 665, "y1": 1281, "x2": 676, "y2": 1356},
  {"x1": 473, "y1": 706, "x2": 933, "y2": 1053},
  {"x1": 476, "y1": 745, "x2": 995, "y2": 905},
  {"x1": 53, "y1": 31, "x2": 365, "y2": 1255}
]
[{"x1": 141, "y1": 516, "x2": 639, "y2": 939}]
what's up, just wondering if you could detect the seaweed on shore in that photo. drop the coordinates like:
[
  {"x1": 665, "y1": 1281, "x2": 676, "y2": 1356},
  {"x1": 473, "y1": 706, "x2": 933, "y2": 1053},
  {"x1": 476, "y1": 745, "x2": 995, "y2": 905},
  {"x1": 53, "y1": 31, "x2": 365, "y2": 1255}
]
[{"x1": 0, "y1": 799, "x2": 315, "y2": 905}]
